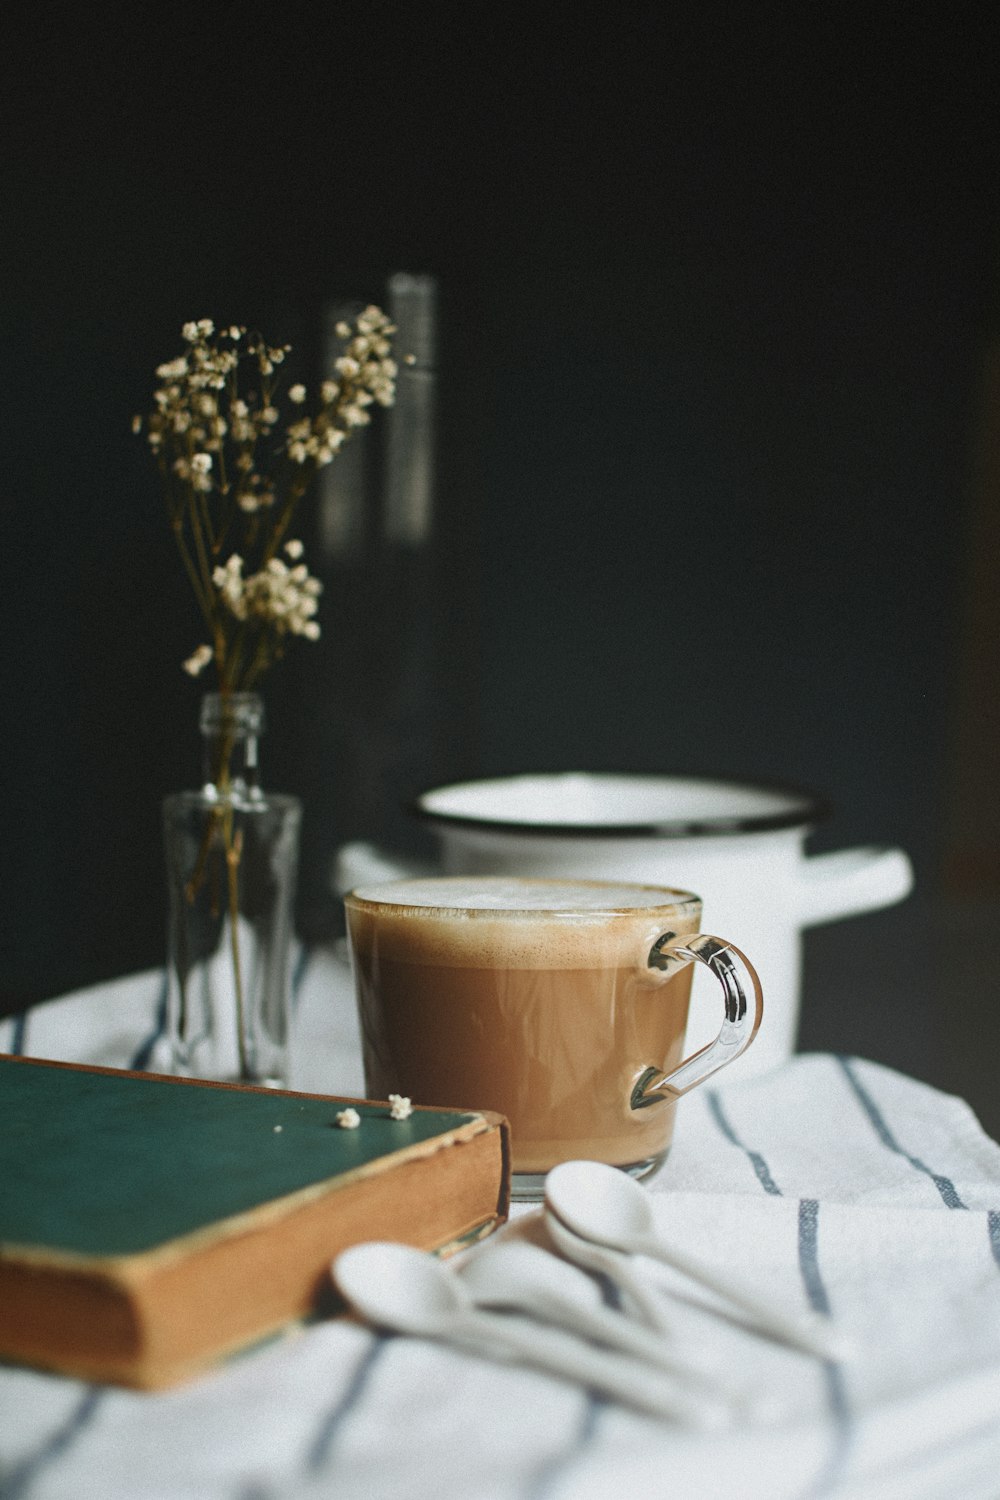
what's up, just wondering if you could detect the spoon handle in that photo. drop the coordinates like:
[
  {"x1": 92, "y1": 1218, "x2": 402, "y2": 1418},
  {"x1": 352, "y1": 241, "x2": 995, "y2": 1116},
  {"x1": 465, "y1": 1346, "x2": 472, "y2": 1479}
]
[
  {"x1": 543, "y1": 1214, "x2": 673, "y2": 1333},
  {"x1": 448, "y1": 1309, "x2": 726, "y2": 1428},
  {"x1": 634, "y1": 1236, "x2": 852, "y2": 1360},
  {"x1": 532, "y1": 1291, "x2": 721, "y2": 1396}
]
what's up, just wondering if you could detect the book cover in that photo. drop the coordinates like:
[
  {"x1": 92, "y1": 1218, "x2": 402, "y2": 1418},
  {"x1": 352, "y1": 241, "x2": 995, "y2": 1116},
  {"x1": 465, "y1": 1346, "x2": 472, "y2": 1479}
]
[{"x1": 0, "y1": 1054, "x2": 510, "y2": 1389}]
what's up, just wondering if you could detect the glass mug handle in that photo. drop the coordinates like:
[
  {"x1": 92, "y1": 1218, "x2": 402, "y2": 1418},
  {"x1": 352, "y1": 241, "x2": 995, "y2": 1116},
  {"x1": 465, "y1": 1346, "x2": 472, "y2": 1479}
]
[{"x1": 630, "y1": 932, "x2": 764, "y2": 1109}]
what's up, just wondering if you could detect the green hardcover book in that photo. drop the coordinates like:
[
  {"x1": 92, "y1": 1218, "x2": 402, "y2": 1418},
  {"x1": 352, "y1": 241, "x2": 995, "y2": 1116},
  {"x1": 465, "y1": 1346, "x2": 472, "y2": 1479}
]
[{"x1": 0, "y1": 1054, "x2": 510, "y2": 1389}]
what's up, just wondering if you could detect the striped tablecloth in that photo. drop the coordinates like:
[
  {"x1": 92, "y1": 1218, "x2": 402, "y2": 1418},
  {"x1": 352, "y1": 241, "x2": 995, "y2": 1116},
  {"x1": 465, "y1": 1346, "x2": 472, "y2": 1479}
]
[{"x1": 2, "y1": 948, "x2": 1000, "y2": 1500}]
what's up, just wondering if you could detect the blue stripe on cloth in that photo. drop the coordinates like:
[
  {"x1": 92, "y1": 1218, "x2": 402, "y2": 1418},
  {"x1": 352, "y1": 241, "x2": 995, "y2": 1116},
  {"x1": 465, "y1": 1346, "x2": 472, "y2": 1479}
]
[
  {"x1": 521, "y1": 1395, "x2": 604, "y2": 1500},
  {"x1": 305, "y1": 1334, "x2": 393, "y2": 1473},
  {"x1": 291, "y1": 943, "x2": 312, "y2": 1009},
  {"x1": 9, "y1": 1010, "x2": 27, "y2": 1057},
  {"x1": 128, "y1": 971, "x2": 170, "y2": 1072},
  {"x1": 798, "y1": 1199, "x2": 853, "y2": 1496},
  {"x1": 0, "y1": 1388, "x2": 103, "y2": 1500},
  {"x1": 128, "y1": 949, "x2": 311, "y2": 1074},
  {"x1": 835, "y1": 1055, "x2": 967, "y2": 1209},
  {"x1": 988, "y1": 1211, "x2": 1000, "y2": 1270},
  {"x1": 308, "y1": 1277, "x2": 617, "y2": 1495},
  {"x1": 798, "y1": 1197, "x2": 833, "y2": 1316},
  {"x1": 519, "y1": 1265, "x2": 630, "y2": 1499},
  {"x1": 706, "y1": 1090, "x2": 783, "y2": 1194}
]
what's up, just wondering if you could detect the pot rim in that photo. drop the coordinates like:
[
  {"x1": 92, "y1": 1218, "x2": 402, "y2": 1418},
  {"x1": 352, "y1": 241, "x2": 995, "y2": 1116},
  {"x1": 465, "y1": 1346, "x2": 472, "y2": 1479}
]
[{"x1": 409, "y1": 771, "x2": 831, "y2": 841}]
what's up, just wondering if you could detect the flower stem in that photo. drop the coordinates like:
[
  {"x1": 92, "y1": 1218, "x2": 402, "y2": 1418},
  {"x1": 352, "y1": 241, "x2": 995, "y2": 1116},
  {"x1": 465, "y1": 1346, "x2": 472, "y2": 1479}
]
[{"x1": 224, "y1": 821, "x2": 249, "y2": 1080}]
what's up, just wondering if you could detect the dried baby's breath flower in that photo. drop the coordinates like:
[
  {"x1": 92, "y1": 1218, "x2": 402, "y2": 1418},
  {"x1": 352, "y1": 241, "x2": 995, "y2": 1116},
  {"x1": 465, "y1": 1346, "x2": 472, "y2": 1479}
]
[
  {"x1": 157, "y1": 357, "x2": 189, "y2": 380},
  {"x1": 214, "y1": 555, "x2": 323, "y2": 641},
  {"x1": 182, "y1": 644, "x2": 213, "y2": 677},
  {"x1": 138, "y1": 310, "x2": 398, "y2": 694},
  {"x1": 335, "y1": 1108, "x2": 361, "y2": 1130}
]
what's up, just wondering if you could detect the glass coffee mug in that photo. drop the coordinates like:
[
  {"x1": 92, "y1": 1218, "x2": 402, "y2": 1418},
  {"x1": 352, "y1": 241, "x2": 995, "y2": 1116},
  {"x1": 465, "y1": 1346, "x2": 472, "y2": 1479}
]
[{"x1": 345, "y1": 877, "x2": 763, "y2": 1199}]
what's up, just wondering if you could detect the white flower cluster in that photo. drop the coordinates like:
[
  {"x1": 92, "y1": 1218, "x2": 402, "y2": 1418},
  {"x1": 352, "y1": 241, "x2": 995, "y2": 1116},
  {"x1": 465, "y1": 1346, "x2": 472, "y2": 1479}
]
[
  {"x1": 281, "y1": 306, "x2": 399, "y2": 466},
  {"x1": 139, "y1": 309, "x2": 397, "y2": 503},
  {"x1": 137, "y1": 309, "x2": 398, "y2": 693},
  {"x1": 142, "y1": 323, "x2": 288, "y2": 513},
  {"x1": 285, "y1": 416, "x2": 347, "y2": 468},
  {"x1": 332, "y1": 304, "x2": 399, "y2": 419},
  {"x1": 212, "y1": 542, "x2": 322, "y2": 640}
]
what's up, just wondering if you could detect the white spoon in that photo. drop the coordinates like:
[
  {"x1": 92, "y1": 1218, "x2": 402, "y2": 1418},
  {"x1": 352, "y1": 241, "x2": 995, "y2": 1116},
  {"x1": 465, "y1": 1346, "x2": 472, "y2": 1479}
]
[
  {"x1": 545, "y1": 1161, "x2": 853, "y2": 1361},
  {"x1": 333, "y1": 1241, "x2": 726, "y2": 1428},
  {"x1": 457, "y1": 1239, "x2": 725, "y2": 1398}
]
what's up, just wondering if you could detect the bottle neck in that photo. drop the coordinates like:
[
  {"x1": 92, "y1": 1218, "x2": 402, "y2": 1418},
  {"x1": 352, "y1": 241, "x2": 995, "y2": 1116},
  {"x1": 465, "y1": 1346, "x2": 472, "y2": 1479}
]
[{"x1": 200, "y1": 692, "x2": 264, "y2": 802}]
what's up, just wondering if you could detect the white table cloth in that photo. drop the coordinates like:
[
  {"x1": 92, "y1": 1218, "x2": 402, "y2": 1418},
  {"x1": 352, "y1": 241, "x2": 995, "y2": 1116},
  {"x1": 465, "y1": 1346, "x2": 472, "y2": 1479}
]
[{"x1": 2, "y1": 947, "x2": 1000, "y2": 1500}]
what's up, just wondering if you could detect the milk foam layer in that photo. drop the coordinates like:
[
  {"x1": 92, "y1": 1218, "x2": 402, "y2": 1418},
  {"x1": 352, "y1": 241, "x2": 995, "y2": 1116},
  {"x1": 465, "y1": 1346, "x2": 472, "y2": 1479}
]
[
  {"x1": 345, "y1": 877, "x2": 701, "y2": 969},
  {"x1": 350, "y1": 876, "x2": 697, "y2": 911}
]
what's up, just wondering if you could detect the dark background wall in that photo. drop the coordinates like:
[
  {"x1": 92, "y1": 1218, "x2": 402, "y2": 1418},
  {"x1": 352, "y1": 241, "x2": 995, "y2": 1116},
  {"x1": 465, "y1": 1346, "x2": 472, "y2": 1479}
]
[{"x1": 2, "y1": 8, "x2": 999, "y2": 1123}]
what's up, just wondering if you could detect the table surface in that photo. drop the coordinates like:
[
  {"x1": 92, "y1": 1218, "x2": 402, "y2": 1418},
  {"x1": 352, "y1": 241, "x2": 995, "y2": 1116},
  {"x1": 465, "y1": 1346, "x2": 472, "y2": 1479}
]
[{"x1": 2, "y1": 947, "x2": 1000, "y2": 1500}]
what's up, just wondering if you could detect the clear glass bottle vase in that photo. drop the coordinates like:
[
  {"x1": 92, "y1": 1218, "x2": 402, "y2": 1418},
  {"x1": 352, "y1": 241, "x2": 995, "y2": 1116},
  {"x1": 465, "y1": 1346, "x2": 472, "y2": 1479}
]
[{"x1": 163, "y1": 692, "x2": 301, "y2": 1087}]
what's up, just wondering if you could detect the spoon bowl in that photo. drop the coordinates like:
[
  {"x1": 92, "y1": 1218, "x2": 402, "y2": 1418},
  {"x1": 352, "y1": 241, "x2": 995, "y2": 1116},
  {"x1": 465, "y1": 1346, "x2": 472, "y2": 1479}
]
[
  {"x1": 334, "y1": 1241, "x2": 466, "y2": 1336},
  {"x1": 460, "y1": 1239, "x2": 603, "y2": 1312},
  {"x1": 548, "y1": 1159, "x2": 665, "y2": 1245}
]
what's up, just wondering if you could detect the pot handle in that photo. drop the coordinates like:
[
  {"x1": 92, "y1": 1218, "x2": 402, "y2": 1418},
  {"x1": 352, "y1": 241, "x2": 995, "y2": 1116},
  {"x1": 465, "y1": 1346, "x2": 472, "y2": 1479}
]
[
  {"x1": 794, "y1": 845, "x2": 913, "y2": 929},
  {"x1": 332, "y1": 841, "x2": 428, "y2": 894}
]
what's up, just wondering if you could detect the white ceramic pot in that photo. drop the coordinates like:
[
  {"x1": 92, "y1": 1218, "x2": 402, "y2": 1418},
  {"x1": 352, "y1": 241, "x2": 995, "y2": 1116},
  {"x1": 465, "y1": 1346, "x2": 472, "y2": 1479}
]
[{"x1": 334, "y1": 772, "x2": 913, "y2": 1078}]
